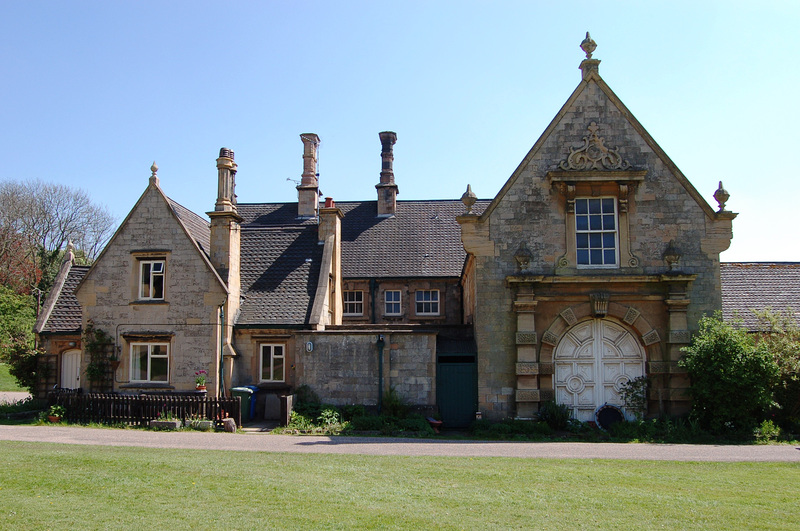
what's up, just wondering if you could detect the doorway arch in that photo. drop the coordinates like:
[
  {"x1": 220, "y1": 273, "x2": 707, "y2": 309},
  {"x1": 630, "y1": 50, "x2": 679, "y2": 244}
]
[{"x1": 554, "y1": 318, "x2": 644, "y2": 422}]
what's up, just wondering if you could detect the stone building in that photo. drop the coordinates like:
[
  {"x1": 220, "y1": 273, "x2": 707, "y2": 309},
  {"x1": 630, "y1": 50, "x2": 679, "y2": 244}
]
[{"x1": 37, "y1": 35, "x2": 771, "y2": 427}]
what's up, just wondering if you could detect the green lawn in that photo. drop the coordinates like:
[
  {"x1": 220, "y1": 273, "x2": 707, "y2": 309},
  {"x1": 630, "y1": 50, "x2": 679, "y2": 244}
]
[
  {"x1": 0, "y1": 363, "x2": 25, "y2": 392},
  {"x1": 0, "y1": 441, "x2": 798, "y2": 529}
]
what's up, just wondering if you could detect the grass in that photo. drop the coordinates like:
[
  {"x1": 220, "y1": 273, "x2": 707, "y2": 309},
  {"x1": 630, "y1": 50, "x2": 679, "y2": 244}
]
[
  {"x1": 0, "y1": 441, "x2": 798, "y2": 529},
  {"x1": 0, "y1": 363, "x2": 25, "y2": 392}
]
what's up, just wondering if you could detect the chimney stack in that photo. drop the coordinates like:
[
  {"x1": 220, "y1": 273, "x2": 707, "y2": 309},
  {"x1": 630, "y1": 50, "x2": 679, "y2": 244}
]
[
  {"x1": 298, "y1": 133, "x2": 320, "y2": 218},
  {"x1": 215, "y1": 148, "x2": 238, "y2": 213},
  {"x1": 376, "y1": 131, "x2": 398, "y2": 217}
]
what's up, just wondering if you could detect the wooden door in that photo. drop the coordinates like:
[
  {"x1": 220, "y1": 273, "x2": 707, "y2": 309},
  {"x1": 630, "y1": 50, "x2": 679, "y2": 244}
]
[{"x1": 60, "y1": 349, "x2": 81, "y2": 389}]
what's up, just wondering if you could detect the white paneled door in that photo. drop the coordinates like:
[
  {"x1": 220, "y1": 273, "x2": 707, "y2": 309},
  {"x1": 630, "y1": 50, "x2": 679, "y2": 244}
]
[
  {"x1": 554, "y1": 319, "x2": 644, "y2": 422},
  {"x1": 60, "y1": 349, "x2": 81, "y2": 389}
]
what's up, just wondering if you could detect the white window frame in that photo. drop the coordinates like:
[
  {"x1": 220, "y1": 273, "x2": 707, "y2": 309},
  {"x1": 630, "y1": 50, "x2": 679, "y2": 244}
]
[
  {"x1": 385, "y1": 290, "x2": 402, "y2": 316},
  {"x1": 415, "y1": 290, "x2": 440, "y2": 316},
  {"x1": 260, "y1": 344, "x2": 285, "y2": 383},
  {"x1": 575, "y1": 196, "x2": 619, "y2": 268},
  {"x1": 343, "y1": 290, "x2": 364, "y2": 316},
  {"x1": 130, "y1": 342, "x2": 169, "y2": 383},
  {"x1": 139, "y1": 259, "x2": 165, "y2": 300}
]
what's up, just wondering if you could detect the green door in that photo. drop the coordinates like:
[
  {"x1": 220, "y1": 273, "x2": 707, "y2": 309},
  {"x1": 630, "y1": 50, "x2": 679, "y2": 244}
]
[{"x1": 437, "y1": 356, "x2": 477, "y2": 428}]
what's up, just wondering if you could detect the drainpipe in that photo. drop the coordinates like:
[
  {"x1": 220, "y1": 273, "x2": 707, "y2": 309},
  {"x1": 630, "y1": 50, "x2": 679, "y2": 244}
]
[
  {"x1": 219, "y1": 305, "x2": 225, "y2": 398},
  {"x1": 377, "y1": 334, "x2": 385, "y2": 413}
]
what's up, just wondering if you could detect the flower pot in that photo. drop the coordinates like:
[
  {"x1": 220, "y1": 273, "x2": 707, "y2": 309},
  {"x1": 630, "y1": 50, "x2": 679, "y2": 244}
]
[
  {"x1": 196, "y1": 385, "x2": 207, "y2": 392},
  {"x1": 190, "y1": 419, "x2": 214, "y2": 431},
  {"x1": 48, "y1": 415, "x2": 61, "y2": 423}
]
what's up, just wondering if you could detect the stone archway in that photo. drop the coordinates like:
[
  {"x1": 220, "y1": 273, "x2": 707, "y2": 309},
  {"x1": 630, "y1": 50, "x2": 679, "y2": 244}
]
[{"x1": 554, "y1": 318, "x2": 644, "y2": 422}]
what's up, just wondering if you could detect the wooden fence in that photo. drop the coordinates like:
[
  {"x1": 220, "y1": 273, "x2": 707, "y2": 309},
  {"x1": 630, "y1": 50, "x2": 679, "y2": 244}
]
[{"x1": 48, "y1": 392, "x2": 242, "y2": 427}]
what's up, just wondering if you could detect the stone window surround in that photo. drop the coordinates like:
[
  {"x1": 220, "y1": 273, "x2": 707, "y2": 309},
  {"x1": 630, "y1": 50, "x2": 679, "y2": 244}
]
[
  {"x1": 130, "y1": 250, "x2": 170, "y2": 303},
  {"x1": 574, "y1": 196, "x2": 619, "y2": 268},
  {"x1": 259, "y1": 343, "x2": 285, "y2": 383},
  {"x1": 548, "y1": 170, "x2": 646, "y2": 272},
  {"x1": 342, "y1": 290, "x2": 364, "y2": 316}
]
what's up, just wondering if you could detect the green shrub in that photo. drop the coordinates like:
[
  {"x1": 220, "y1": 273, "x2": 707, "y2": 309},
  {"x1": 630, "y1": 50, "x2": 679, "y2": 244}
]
[
  {"x1": 381, "y1": 387, "x2": 409, "y2": 418},
  {"x1": 754, "y1": 419, "x2": 781, "y2": 443},
  {"x1": 537, "y1": 401, "x2": 572, "y2": 431},
  {"x1": 619, "y1": 376, "x2": 648, "y2": 421},
  {"x1": 754, "y1": 310, "x2": 800, "y2": 429},
  {"x1": 680, "y1": 314, "x2": 780, "y2": 434},
  {"x1": 340, "y1": 404, "x2": 367, "y2": 421},
  {"x1": 349, "y1": 414, "x2": 384, "y2": 431}
]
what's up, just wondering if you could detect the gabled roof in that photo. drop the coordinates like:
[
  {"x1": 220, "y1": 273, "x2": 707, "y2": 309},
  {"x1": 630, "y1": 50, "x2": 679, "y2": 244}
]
[
  {"x1": 35, "y1": 262, "x2": 90, "y2": 334},
  {"x1": 721, "y1": 262, "x2": 800, "y2": 330},
  {"x1": 480, "y1": 61, "x2": 719, "y2": 222}
]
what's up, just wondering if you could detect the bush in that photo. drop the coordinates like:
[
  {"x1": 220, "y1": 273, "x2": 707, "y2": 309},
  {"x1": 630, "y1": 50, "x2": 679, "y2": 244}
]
[
  {"x1": 537, "y1": 401, "x2": 572, "y2": 431},
  {"x1": 381, "y1": 387, "x2": 409, "y2": 418},
  {"x1": 680, "y1": 314, "x2": 780, "y2": 434},
  {"x1": 754, "y1": 310, "x2": 800, "y2": 429}
]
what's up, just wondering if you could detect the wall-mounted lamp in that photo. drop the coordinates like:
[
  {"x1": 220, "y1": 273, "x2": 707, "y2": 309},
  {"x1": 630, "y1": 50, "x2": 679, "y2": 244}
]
[
  {"x1": 68, "y1": 341, "x2": 77, "y2": 348},
  {"x1": 377, "y1": 335, "x2": 385, "y2": 344}
]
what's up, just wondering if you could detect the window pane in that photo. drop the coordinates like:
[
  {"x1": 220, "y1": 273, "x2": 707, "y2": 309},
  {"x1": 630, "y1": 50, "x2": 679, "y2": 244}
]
[
  {"x1": 589, "y1": 233, "x2": 602, "y2": 248},
  {"x1": 576, "y1": 215, "x2": 588, "y2": 231},
  {"x1": 577, "y1": 249, "x2": 589, "y2": 264},
  {"x1": 576, "y1": 233, "x2": 588, "y2": 248},
  {"x1": 604, "y1": 249, "x2": 616, "y2": 265},
  {"x1": 141, "y1": 263, "x2": 151, "y2": 298},
  {"x1": 272, "y1": 356, "x2": 284, "y2": 382},
  {"x1": 603, "y1": 233, "x2": 615, "y2": 248},
  {"x1": 151, "y1": 357, "x2": 168, "y2": 381},
  {"x1": 602, "y1": 198, "x2": 614, "y2": 212},
  {"x1": 588, "y1": 199, "x2": 601, "y2": 214},
  {"x1": 590, "y1": 249, "x2": 603, "y2": 264},
  {"x1": 589, "y1": 215, "x2": 602, "y2": 230},
  {"x1": 575, "y1": 199, "x2": 588, "y2": 214},
  {"x1": 602, "y1": 215, "x2": 615, "y2": 230},
  {"x1": 132, "y1": 345, "x2": 147, "y2": 380}
]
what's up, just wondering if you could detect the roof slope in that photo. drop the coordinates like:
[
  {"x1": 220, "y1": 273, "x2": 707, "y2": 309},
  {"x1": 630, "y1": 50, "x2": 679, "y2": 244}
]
[
  {"x1": 167, "y1": 197, "x2": 211, "y2": 257},
  {"x1": 721, "y1": 262, "x2": 800, "y2": 330},
  {"x1": 237, "y1": 223, "x2": 323, "y2": 326},
  {"x1": 37, "y1": 265, "x2": 90, "y2": 334}
]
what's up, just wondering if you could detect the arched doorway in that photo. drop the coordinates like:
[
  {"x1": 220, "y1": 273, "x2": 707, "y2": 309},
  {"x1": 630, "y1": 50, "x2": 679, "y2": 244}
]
[
  {"x1": 60, "y1": 349, "x2": 81, "y2": 389},
  {"x1": 554, "y1": 319, "x2": 644, "y2": 422}
]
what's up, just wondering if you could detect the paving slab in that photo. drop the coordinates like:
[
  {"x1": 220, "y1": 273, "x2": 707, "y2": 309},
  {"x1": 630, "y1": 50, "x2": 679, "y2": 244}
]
[{"x1": 1, "y1": 425, "x2": 799, "y2": 462}]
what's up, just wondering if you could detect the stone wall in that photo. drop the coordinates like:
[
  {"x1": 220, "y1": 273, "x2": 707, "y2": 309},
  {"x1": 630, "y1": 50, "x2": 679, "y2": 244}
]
[
  {"x1": 292, "y1": 331, "x2": 437, "y2": 408},
  {"x1": 76, "y1": 184, "x2": 227, "y2": 393}
]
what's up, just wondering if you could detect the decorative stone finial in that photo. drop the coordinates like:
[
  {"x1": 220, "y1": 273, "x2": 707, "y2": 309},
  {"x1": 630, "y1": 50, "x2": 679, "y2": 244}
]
[
  {"x1": 461, "y1": 184, "x2": 477, "y2": 214},
  {"x1": 713, "y1": 181, "x2": 730, "y2": 212},
  {"x1": 65, "y1": 240, "x2": 75, "y2": 263},
  {"x1": 663, "y1": 240, "x2": 681, "y2": 271},
  {"x1": 149, "y1": 161, "x2": 159, "y2": 185},
  {"x1": 580, "y1": 32, "x2": 597, "y2": 59},
  {"x1": 579, "y1": 32, "x2": 601, "y2": 80}
]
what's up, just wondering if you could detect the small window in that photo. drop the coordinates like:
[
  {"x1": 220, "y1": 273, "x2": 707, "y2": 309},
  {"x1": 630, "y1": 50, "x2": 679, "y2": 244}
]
[
  {"x1": 575, "y1": 197, "x2": 618, "y2": 267},
  {"x1": 343, "y1": 290, "x2": 364, "y2": 316},
  {"x1": 130, "y1": 343, "x2": 169, "y2": 382},
  {"x1": 385, "y1": 290, "x2": 402, "y2": 316},
  {"x1": 139, "y1": 260, "x2": 165, "y2": 299},
  {"x1": 415, "y1": 290, "x2": 440, "y2": 316},
  {"x1": 260, "y1": 344, "x2": 285, "y2": 382}
]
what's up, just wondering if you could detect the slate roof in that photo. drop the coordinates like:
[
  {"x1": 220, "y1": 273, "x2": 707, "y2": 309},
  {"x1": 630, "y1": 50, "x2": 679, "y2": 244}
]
[
  {"x1": 720, "y1": 262, "x2": 800, "y2": 330},
  {"x1": 38, "y1": 265, "x2": 90, "y2": 334},
  {"x1": 168, "y1": 198, "x2": 211, "y2": 257}
]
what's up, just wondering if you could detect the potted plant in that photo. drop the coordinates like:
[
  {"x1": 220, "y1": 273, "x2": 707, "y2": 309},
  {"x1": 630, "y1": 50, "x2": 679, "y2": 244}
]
[
  {"x1": 195, "y1": 370, "x2": 208, "y2": 391},
  {"x1": 48, "y1": 404, "x2": 66, "y2": 423},
  {"x1": 149, "y1": 411, "x2": 182, "y2": 430}
]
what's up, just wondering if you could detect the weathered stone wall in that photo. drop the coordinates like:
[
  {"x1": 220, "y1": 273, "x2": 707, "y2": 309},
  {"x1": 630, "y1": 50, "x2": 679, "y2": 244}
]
[
  {"x1": 462, "y1": 76, "x2": 732, "y2": 420},
  {"x1": 76, "y1": 184, "x2": 227, "y2": 393},
  {"x1": 292, "y1": 331, "x2": 437, "y2": 407}
]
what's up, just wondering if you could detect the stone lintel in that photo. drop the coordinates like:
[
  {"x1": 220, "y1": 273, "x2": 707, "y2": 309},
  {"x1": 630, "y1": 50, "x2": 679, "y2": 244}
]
[{"x1": 546, "y1": 170, "x2": 647, "y2": 183}]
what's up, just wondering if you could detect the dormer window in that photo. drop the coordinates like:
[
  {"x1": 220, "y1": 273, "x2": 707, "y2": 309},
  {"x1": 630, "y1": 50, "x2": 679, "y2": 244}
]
[{"x1": 139, "y1": 260, "x2": 165, "y2": 300}]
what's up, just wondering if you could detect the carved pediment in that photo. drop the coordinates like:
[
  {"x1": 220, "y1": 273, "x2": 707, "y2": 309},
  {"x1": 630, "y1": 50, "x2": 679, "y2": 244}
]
[{"x1": 559, "y1": 122, "x2": 632, "y2": 171}]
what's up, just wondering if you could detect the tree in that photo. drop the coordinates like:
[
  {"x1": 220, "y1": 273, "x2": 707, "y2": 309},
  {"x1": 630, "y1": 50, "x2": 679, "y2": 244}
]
[
  {"x1": 753, "y1": 309, "x2": 800, "y2": 429},
  {"x1": 0, "y1": 179, "x2": 115, "y2": 295},
  {"x1": 0, "y1": 285, "x2": 41, "y2": 393},
  {"x1": 679, "y1": 314, "x2": 780, "y2": 435}
]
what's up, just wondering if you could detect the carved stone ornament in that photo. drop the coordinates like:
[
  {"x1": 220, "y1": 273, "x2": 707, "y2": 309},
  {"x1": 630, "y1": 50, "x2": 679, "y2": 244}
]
[
  {"x1": 622, "y1": 307, "x2": 640, "y2": 325},
  {"x1": 461, "y1": 184, "x2": 477, "y2": 214},
  {"x1": 560, "y1": 308, "x2": 577, "y2": 326},
  {"x1": 542, "y1": 330, "x2": 560, "y2": 346},
  {"x1": 713, "y1": 181, "x2": 730, "y2": 212},
  {"x1": 514, "y1": 242, "x2": 532, "y2": 271},
  {"x1": 559, "y1": 122, "x2": 632, "y2": 171},
  {"x1": 590, "y1": 292, "x2": 610, "y2": 318},
  {"x1": 516, "y1": 332, "x2": 538, "y2": 345}
]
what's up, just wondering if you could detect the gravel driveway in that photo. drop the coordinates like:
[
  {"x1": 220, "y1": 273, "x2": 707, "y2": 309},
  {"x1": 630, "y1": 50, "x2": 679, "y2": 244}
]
[{"x1": 1, "y1": 425, "x2": 799, "y2": 462}]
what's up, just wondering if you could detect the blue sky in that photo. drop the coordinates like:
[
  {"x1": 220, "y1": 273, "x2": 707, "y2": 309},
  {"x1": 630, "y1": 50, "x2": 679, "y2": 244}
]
[{"x1": 1, "y1": 1, "x2": 797, "y2": 262}]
